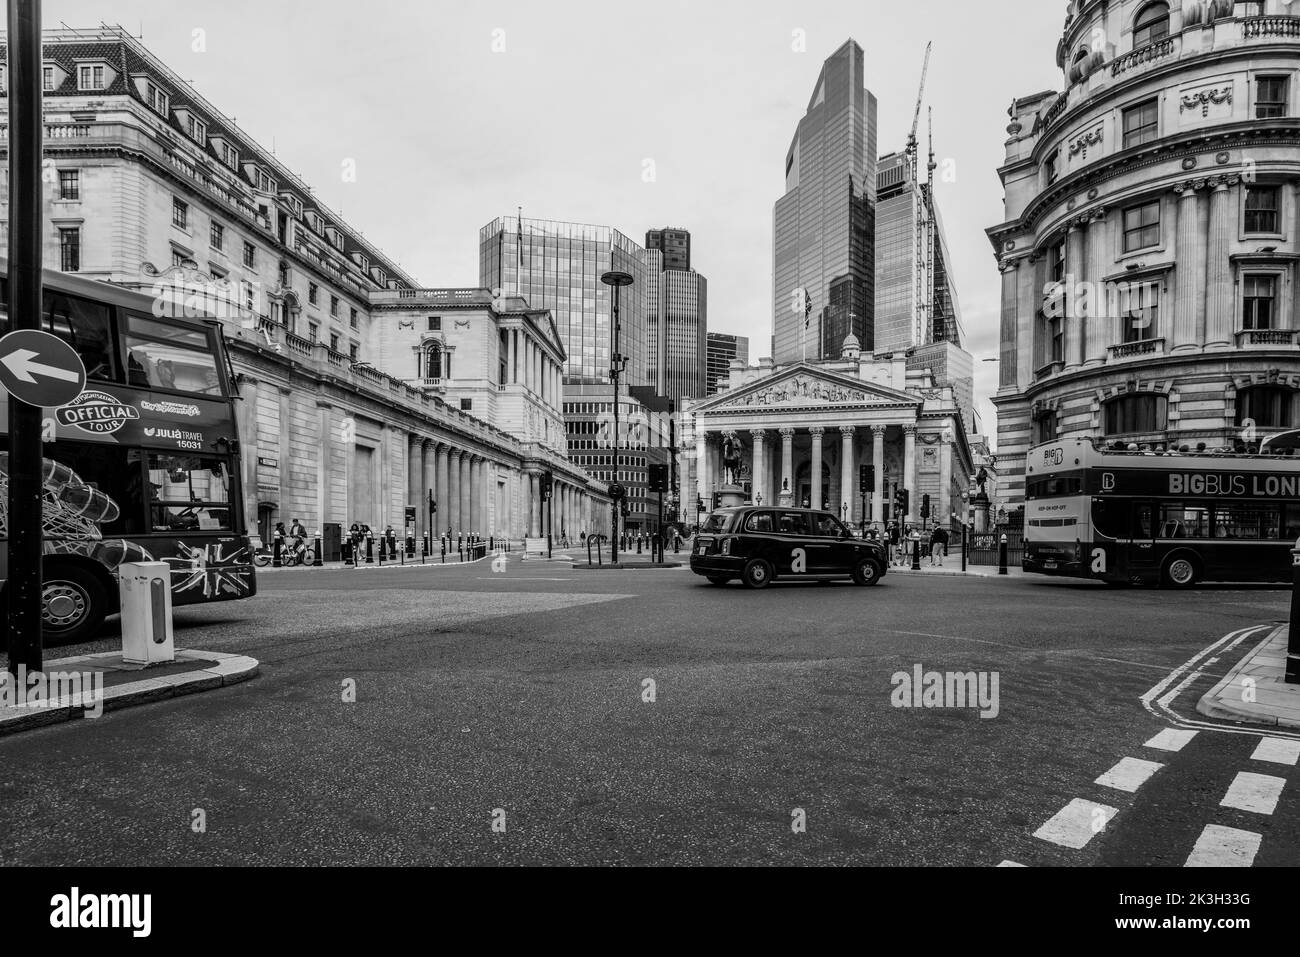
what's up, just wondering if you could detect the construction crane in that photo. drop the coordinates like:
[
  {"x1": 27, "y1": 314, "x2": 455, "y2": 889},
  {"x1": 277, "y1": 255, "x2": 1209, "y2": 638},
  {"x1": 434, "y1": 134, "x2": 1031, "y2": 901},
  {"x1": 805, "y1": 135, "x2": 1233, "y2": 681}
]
[{"x1": 906, "y1": 42, "x2": 934, "y2": 348}]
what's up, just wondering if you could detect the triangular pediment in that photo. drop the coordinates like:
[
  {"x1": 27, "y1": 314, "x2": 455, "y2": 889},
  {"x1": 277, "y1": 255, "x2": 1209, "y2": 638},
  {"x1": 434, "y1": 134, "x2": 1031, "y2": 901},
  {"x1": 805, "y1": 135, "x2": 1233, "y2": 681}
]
[{"x1": 698, "y1": 363, "x2": 918, "y2": 413}]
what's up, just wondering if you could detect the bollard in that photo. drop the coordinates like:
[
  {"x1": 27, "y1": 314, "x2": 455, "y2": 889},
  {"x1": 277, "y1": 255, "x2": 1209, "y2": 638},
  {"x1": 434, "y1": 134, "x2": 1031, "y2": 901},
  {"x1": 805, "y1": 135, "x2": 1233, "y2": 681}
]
[
  {"x1": 1288, "y1": 537, "x2": 1300, "y2": 684},
  {"x1": 637, "y1": 536, "x2": 643, "y2": 555},
  {"x1": 313, "y1": 536, "x2": 323, "y2": 567},
  {"x1": 911, "y1": 533, "x2": 921, "y2": 571},
  {"x1": 961, "y1": 525, "x2": 967, "y2": 573},
  {"x1": 366, "y1": 536, "x2": 375, "y2": 564},
  {"x1": 378, "y1": 536, "x2": 385, "y2": 565},
  {"x1": 998, "y1": 533, "x2": 1009, "y2": 576},
  {"x1": 441, "y1": 540, "x2": 446, "y2": 564},
  {"x1": 272, "y1": 538, "x2": 283, "y2": 568}
]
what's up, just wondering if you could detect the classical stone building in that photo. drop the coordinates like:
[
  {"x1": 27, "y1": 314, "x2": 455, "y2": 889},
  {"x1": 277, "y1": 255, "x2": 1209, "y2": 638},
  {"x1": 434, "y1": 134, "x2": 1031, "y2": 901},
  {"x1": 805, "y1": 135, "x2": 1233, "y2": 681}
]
[
  {"x1": 988, "y1": 0, "x2": 1300, "y2": 505},
  {"x1": 0, "y1": 26, "x2": 608, "y2": 542},
  {"x1": 680, "y1": 336, "x2": 973, "y2": 532}
]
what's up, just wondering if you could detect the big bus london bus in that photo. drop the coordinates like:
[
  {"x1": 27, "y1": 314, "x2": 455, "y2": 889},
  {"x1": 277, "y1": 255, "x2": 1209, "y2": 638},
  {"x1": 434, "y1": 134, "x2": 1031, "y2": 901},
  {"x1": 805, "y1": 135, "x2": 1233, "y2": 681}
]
[
  {"x1": 0, "y1": 265, "x2": 256, "y2": 642},
  {"x1": 1024, "y1": 436, "x2": 1300, "y2": 587}
]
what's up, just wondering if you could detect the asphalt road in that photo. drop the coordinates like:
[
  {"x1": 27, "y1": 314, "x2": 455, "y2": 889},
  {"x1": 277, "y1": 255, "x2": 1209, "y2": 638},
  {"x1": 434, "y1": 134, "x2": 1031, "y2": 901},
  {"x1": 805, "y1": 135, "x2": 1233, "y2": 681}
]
[{"x1": 1, "y1": 557, "x2": 1296, "y2": 866}]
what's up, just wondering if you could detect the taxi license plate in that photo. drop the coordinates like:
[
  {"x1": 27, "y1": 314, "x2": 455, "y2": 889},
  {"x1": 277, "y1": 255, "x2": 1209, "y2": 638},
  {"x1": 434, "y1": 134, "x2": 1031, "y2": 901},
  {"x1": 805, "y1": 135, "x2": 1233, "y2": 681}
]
[{"x1": 1043, "y1": 560, "x2": 1058, "y2": 569}]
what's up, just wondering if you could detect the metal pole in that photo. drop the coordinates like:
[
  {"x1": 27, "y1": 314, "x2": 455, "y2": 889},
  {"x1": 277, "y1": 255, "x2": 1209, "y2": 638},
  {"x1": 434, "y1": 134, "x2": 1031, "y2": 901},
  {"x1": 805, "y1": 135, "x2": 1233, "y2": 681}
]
[
  {"x1": 6, "y1": 0, "x2": 45, "y2": 676},
  {"x1": 961, "y1": 524, "x2": 967, "y2": 573},
  {"x1": 998, "y1": 532, "x2": 1009, "y2": 576},
  {"x1": 1288, "y1": 537, "x2": 1300, "y2": 684}
]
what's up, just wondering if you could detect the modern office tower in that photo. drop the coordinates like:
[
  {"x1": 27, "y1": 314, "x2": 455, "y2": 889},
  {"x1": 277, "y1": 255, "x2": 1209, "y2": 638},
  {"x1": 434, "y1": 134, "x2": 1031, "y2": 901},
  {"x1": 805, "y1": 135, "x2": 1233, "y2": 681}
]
[
  {"x1": 706, "y1": 333, "x2": 750, "y2": 396},
  {"x1": 646, "y1": 228, "x2": 691, "y2": 271},
  {"x1": 989, "y1": 0, "x2": 1300, "y2": 506},
  {"x1": 479, "y1": 216, "x2": 654, "y2": 388},
  {"x1": 772, "y1": 39, "x2": 879, "y2": 364},
  {"x1": 874, "y1": 151, "x2": 966, "y2": 355}
]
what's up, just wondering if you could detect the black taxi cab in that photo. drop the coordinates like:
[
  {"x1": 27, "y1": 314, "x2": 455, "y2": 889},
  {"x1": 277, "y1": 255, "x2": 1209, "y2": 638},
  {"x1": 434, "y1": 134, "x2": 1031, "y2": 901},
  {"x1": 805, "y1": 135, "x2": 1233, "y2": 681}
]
[{"x1": 689, "y1": 506, "x2": 888, "y2": 589}]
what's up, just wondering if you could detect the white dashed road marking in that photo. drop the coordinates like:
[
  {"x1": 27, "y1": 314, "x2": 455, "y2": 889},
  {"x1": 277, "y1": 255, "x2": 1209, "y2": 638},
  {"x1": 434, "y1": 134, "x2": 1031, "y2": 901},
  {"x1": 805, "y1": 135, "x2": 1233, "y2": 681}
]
[
  {"x1": 1185, "y1": 824, "x2": 1262, "y2": 867},
  {"x1": 1144, "y1": 728, "x2": 1198, "y2": 753},
  {"x1": 1095, "y1": 757, "x2": 1164, "y2": 793},
  {"x1": 1251, "y1": 737, "x2": 1300, "y2": 767},
  {"x1": 1033, "y1": 799, "x2": 1118, "y2": 850},
  {"x1": 1220, "y1": 772, "x2": 1287, "y2": 815}
]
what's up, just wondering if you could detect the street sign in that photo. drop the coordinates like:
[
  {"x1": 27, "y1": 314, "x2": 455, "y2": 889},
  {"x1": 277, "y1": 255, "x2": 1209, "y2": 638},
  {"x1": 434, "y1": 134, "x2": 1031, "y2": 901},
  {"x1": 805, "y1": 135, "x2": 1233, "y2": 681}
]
[{"x1": 0, "y1": 329, "x2": 86, "y2": 407}]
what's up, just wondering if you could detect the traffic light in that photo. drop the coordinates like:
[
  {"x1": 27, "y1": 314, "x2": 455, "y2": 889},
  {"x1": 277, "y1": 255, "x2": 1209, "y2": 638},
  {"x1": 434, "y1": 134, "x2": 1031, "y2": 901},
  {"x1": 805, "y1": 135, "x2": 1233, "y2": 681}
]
[
  {"x1": 921, "y1": 493, "x2": 931, "y2": 519},
  {"x1": 711, "y1": 491, "x2": 721, "y2": 511},
  {"x1": 648, "y1": 463, "x2": 668, "y2": 493},
  {"x1": 896, "y1": 488, "x2": 910, "y2": 517},
  {"x1": 860, "y1": 464, "x2": 875, "y2": 491},
  {"x1": 540, "y1": 471, "x2": 554, "y2": 499}
]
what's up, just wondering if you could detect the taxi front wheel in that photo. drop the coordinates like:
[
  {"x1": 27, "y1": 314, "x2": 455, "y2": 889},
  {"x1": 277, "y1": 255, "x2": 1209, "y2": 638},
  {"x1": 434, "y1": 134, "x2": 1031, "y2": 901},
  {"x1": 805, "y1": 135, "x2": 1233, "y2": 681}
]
[
  {"x1": 741, "y1": 558, "x2": 774, "y2": 590},
  {"x1": 852, "y1": 558, "x2": 882, "y2": 586}
]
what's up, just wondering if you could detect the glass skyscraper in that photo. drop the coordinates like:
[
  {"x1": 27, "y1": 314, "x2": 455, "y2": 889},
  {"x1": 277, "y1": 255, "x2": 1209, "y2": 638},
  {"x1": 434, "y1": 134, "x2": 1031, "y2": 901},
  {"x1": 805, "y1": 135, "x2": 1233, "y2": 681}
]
[
  {"x1": 772, "y1": 39, "x2": 878, "y2": 364},
  {"x1": 705, "y1": 333, "x2": 749, "y2": 396},
  {"x1": 479, "y1": 216, "x2": 654, "y2": 388}
]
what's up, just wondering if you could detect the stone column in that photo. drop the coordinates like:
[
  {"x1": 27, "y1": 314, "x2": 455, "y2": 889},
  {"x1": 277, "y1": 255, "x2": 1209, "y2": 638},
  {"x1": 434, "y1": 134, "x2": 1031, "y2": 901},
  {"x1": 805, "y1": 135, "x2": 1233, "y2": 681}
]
[
  {"x1": 407, "y1": 434, "x2": 422, "y2": 507},
  {"x1": 695, "y1": 430, "x2": 707, "y2": 501},
  {"x1": 840, "y1": 426, "x2": 855, "y2": 525},
  {"x1": 421, "y1": 440, "x2": 435, "y2": 534},
  {"x1": 903, "y1": 425, "x2": 917, "y2": 523},
  {"x1": 808, "y1": 427, "x2": 824, "y2": 510},
  {"x1": 1173, "y1": 182, "x2": 1206, "y2": 352},
  {"x1": 872, "y1": 425, "x2": 886, "y2": 527},
  {"x1": 939, "y1": 431, "x2": 953, "y2": 527},
  {"x1": 237, "y1": 377, "x2": 259, "y2": 533},
  {"x1": 436, "y1": 444, "x2": 450, "y2": 535},
  {"x1": 1084, "y1": 210, "x2": 1109, "y2": 366},
  {"x1": 447, "y1": 449, "x2": 461, "y2": 534},
  {"x1": 1205, "y1": 177, "x2": 1237, "y2": 350},
  {"x1": 528, "y1": 472, "x2": 541, "y2": 537},
  {"x1": 779, "y1": 427, "x2": 795, "y2": 505},
  {"x1": 468, "y1": 456, "x2": 481, "y2": 535},
  {"x1": 1064, "y1": 222, "x2": 1086, "y2": 369},
  {"x1": 508, "y1": 329, "x2": 518, "y2": 383},
  {"x1": 749, "y1": 429, "x2": 766, "y2": 505},
  {"x1": 458, "y1": 451, "x2": 471, "y2": 535},
  {"x1": 315, "y1": 400, "x2": 332, "y2": 529}
]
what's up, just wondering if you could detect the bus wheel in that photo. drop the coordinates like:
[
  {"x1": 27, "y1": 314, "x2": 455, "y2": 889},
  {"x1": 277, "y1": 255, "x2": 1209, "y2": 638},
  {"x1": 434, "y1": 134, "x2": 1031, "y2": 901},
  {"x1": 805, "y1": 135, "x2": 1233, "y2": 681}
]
[
  {"x1": 1161, "y1": 554, "x2": 1200, "y2": 589},
  {"x1": 42, "y1": 566, "x2": 109, "y2": 645}
]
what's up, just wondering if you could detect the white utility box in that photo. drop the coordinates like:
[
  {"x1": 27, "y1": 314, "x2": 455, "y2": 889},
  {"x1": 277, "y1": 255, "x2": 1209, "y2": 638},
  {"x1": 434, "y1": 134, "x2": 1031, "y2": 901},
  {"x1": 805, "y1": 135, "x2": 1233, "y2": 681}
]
[{"x1": 119, "y1": 562, "x2": 175, "y2": 665}]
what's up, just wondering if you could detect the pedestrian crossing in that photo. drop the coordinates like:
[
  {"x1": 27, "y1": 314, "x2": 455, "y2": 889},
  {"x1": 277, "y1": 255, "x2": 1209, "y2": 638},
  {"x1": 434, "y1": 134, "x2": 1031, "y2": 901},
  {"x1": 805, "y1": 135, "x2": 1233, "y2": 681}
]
[{"x1": 1001, "y1": 728, "x2": 1299, "y2": 867}]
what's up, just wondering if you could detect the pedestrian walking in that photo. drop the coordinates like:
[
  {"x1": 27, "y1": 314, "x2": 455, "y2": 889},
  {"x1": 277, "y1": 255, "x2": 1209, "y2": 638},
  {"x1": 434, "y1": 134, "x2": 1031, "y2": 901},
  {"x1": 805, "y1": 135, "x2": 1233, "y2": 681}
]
[{"x1": 929, "y1": 525, "x2": 950, "y2": 566}]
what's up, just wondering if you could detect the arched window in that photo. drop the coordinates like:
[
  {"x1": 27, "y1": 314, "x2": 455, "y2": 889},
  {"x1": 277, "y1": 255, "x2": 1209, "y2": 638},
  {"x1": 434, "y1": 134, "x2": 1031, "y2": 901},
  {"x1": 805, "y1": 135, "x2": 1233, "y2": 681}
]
[
  {"x1": 1133, "y1": 2, "x2": 1170, "y2": 47},
  {"x1": 1236, "y1": 386, "x2": 1297, "y2": 430},
  {"x1": 1104, "y1": 393, "x2": 1167, "y2": 435},
  {"x1": 424, "y1": 342, "x2": 443, "y2": 380}
]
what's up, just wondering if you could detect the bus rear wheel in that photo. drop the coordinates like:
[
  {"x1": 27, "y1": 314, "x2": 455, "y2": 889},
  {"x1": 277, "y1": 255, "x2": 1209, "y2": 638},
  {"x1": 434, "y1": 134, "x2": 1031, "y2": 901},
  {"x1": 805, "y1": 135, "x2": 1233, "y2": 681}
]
[
  {"x1": 1161, "y1": 554, "x2": 1200, "y2": 589},
  {"x1": 42, "y1": 566, "x2": 109, "y2": 645}
]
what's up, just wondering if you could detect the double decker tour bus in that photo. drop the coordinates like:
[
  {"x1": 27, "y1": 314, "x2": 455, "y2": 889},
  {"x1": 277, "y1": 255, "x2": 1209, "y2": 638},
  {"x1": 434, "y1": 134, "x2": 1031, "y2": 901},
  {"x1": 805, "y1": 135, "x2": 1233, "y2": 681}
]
[
  {"x1": 0, "y1": 265, "x2": 256, "y2": 641},
  {"x1": 1024, "y1": 437, "x2": 1300, "y2": 587}
]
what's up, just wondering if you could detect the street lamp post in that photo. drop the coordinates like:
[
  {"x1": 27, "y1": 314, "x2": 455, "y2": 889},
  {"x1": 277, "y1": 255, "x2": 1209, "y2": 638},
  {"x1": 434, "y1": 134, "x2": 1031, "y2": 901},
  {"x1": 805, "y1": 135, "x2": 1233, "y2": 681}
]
[{"x1": 601, "y1": 270, "x2": 633, "y2": 565}]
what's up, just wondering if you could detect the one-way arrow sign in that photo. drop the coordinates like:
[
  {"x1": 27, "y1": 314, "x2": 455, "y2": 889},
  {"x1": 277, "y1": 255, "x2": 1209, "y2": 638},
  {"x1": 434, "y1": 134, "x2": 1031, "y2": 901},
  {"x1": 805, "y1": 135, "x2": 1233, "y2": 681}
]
[{"x1": 0, "y1": 329, "x2": 87, "y2": 408}]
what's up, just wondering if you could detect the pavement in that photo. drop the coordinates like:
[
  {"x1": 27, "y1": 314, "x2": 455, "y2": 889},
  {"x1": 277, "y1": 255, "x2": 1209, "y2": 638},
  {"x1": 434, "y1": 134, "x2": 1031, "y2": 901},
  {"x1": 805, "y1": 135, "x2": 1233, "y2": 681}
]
[
  {"x1": 0, "y1": 559, "x2": 1295, "y2": 865},
  {"x1": 1198, "y1": 626, "x2": 1300, "y2": 729}
]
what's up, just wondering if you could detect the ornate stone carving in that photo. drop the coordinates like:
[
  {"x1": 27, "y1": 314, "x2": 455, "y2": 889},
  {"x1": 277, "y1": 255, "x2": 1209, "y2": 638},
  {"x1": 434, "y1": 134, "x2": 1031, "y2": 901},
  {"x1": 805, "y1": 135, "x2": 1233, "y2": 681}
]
[
  {"x1": 1068, "y1": 127, "x2": 1103, "y2": 159},
  {"x1": 1180, "y1": 86, "x2": 1232, "y2": 117},
  {"x1": 722, "y1": 374, "x2": 869, "y2": 408}
]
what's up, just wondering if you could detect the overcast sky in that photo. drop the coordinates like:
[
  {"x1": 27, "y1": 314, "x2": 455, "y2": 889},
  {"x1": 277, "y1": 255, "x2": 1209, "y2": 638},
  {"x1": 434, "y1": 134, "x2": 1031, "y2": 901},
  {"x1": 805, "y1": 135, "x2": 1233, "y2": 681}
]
[{"x1": 48, "y1": 0, "x2": 1067, "y2": 442}]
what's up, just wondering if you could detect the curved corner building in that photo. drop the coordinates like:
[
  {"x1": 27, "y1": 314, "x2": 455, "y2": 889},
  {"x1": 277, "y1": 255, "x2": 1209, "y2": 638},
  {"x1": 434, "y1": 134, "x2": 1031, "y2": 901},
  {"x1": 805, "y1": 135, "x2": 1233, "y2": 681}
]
[{"x1": 988, "y1": 0, "x2": 1300, "y2": 506}]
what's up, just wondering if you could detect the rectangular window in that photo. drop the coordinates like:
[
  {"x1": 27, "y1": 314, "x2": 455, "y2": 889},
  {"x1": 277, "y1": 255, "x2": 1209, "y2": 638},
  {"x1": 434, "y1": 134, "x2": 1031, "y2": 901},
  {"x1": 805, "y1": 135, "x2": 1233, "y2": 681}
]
[
  {"x1": 1159, "y1": 505, "x2": 1210, "y2": 540},
  {"x1": 59, "y1": 228, "x2": 81, "y2": 273},
  {"x1": 1122, "y1": 98, "x2": 1159, "y2": 150},
  {"x1": 1122, "y1": 281, "x2": 1159, "y2": 342},
  {"x1": 42, "y1": 66, "x2": 55, "y2": 92},
  {"x1": 172, "y1": 250, "x2": 187, "y2": 269},
  {"x1": 47, "y1": 444, "x2": 144, "y2": 536},
  {"x1": 308, "y1": 283, "x2": 319, "y2": 306},
  {"x1": 1243, "y1": 274, "x2": 1277, "y2": 331},
  {"x1": 1257, "y1": 75, "x2": 1288, "y2": 118},
  {"x1": 38, "y1": 290, "x2": 114, "y2": 379},
  {"x1": 460, "y1": 398, "x2": 473, "y2": 412},
  {"x1": 186, "y1": 115, "x2": 207, "y2": 145},
  {"x1": 172, "y1": 197, "x2": 188, "y2": 230},
  {"x1": 349, "y1": 343, "x2": 358, "y2": 361},
  {"x1": 350, "y1": 307, "x2": 358, "y2": 329},
  {"x1": 58, "y1": 169, "x2": 80, "y2": 200},
  {"x1": 243, "y1": 241, "x2": 256, "y2": 268},
  {"x1": 145, "y1": 80, "x2": 168, "y2": 115},
  {"x1": 147, "y1": 454, "x2": 233, "y2": 532},
  {"x1": 329, "y1": 333, "x2": 340, "y2": 352},
  {"x1": 77, "y1": 64, "x2": 106, "y2": 91},
  {"x1": 219, "y1": 142, "x2": 239, "y2": 169},
  {"x1": 1123, "y1": 201, "x2": 1161, "y2": 252},
  {"x1": 1212, "y1": 504, "x2": 1280, "y2": 541},
  {"x1": 776, "y1": 511, "x2": 811, "y2": 536},
  {"x1": 308, "y1": 324, "x2": 318, "y2": 343},
  {"x1": 428, "y1": 316, "x2": 442, "y2": 331},
  {"x1": 1244, "y1": 186, "x2": 1279, "y2": 234},
  {"x1": 1238, "y1": 1, "x2": 1267, "y2": 18},
  {"x1": 209, "y1": 221, "x2": 224, "y2": 251},
  {"x1": 1046, "y1": 152, "x2": 1059, "y2": 185},
  {"x1": 125, "y1": 314, "x2": 223, "y2": 395},
  {"x1": 330, "y1": 295, "x2": 339, "y2": 317}
]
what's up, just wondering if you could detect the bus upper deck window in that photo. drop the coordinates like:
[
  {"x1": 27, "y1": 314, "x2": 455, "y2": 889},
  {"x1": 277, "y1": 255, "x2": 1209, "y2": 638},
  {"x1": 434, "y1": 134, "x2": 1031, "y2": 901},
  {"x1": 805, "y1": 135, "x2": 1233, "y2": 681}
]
[
  {"x1": 124, "y1": 314, "x2": 222, "y2": 396},
  {"x1": 43, "y1": 293, "x2": 116, "y2": 381}
]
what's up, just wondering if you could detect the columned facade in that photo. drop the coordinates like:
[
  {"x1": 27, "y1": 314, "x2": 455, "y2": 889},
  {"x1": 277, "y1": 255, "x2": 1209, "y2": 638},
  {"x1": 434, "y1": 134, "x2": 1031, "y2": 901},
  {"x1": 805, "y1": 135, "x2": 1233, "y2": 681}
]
[{"x1": 990, "y1": 0, "x2": 1300, "y2": 506}]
